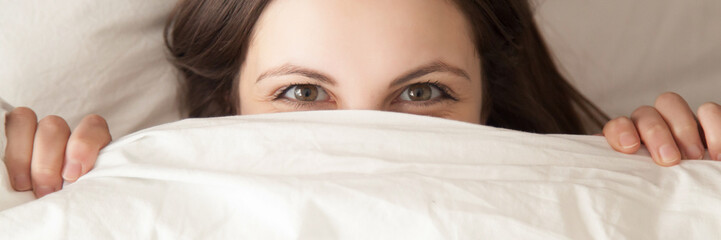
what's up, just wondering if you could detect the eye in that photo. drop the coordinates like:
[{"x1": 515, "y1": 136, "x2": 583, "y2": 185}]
[
  {"x1": 282, "y1": 84, "x2": 329, "y2": 102},
  {"x1": 400, "y1": 83, "x2": 443, "y2": 101}
]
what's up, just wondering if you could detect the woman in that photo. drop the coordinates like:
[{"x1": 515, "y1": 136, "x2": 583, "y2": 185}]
[{"x1": 5, "y1": 0, "x2": 721, "y2": 198}]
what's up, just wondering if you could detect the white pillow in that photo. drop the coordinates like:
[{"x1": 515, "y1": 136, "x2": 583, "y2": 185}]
[
  {"x1": 0, "y1": 0, "x2": 181, "y2": 138},
  {"x1": 535, "y1": 0, "x2": 721, "y2": 117}
]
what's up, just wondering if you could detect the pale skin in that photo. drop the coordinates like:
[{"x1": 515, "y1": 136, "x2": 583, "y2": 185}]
[{"x1": 4, "y1": 0, "x2": 721, "y2": 198}]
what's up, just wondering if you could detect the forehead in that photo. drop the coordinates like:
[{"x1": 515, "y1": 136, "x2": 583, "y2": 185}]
[{"x1": 247, "y1": 0, "x2": 478, "y2": 80}]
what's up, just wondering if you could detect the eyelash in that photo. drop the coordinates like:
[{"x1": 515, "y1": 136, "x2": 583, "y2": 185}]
[
  {"x1": 414, "y1": 80, "x2": 459, "y2": 103},
  {"x1": 271, "y1": 80, "x2": 459, "y2": 108},
  {"x1": 271, "y1": 82, "x2": 323, "y2": 108}
]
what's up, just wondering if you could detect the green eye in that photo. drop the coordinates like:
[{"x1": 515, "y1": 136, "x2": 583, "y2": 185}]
[
  {"x1": 283, "y1": 84, "x2": 329, "y2": 102},
  {"x1": 400, "y1": 83, "x2": 441, "y2": 101}
]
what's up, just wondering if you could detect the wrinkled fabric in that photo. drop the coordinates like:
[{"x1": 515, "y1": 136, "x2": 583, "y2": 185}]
[
  {"x1": 0, "y1": 0, "x2": 181, "y2": 138},
  {"x1": 1, "y1": 110, "x2": 719, "y2": 239}
]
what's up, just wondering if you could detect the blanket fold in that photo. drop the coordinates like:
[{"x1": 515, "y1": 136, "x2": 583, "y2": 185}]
[{"x1": 1, "y1": 110, "x2": 720, "y2": 239}]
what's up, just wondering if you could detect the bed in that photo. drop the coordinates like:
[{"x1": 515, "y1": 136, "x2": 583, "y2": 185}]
[{"x1": 2, "y1": 0, "x2": 721, "y2": 239}]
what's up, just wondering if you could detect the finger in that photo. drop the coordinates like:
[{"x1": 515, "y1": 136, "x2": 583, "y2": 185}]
[
  {"x1": 631, "y1": 106, "x2": 681, "y2": 166},
  {"x1": 654, "y1": 92, "x2": 704, "y2": 160},
  {"x1": 31, "y1": 115, "x2": 70, "y2": 198},
  {"x1": 698, "y1": 102, "x2": 721, "y2": 161},
  {"x1": 64, "y1": 114, "x2": 111, "y2": 182},
  {"x1": 603, "y1": 116, "x2": 641, "y2": 154},
  {"x1": 4, "y1": 107, "x2": 37, "y2": 191}
]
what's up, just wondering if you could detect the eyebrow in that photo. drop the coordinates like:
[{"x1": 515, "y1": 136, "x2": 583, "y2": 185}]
[
  {"x1": 255, "y1": 60, "x2": 471, "y2": 86},
  {"x1": 256, "y1": 64, "x2": 336, "y2": 85},
  {"x1": 390, "y1": 61, "x2": 470, "y2": 87}
]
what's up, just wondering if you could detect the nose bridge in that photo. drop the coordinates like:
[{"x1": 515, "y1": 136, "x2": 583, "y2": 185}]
[
  {"x1": 340, "y1": 104, "x2": 383, "y2": 111},
  {"x1": 338, "y1": 96, "x2": 385, "y2": 111},
  {"x1": 336, "y1": 83, "x2": 387, "y2": 111}
]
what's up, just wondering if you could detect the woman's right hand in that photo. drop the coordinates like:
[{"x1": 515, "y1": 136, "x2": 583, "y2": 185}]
[{"x1": 4, "y1": 107, "x2": 111, "y2": 198}]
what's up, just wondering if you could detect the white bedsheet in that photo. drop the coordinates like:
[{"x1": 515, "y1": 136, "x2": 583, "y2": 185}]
[{"x1": 1, "y1": 109, "x2": 721, "y2": 239}]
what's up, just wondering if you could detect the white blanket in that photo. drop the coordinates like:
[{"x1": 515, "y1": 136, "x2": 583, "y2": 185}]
[{"x1": 1, "y1": 109, "x2": 721, "y2": 239}]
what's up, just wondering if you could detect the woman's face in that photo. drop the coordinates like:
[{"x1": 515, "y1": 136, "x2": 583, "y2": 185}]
[{"x1": 238, "y1": 0, "x2": 483, "y2": 124}]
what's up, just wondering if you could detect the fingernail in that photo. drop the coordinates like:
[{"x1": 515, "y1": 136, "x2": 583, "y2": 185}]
[
  {"x1": 62, "y1": 162, "x2": 82, "y2": 182},
  {"x1": 35, "y1": 186, "x2": 55, "y2": 198},
  {"x1": 659, "y1": 144, "x2": 680, "y2": 164},
  {"x1": 684, "y1": 145, "x2": 703, "y2": 160},
  {"x1": 12, "y1": 174, "x2": 32, "y2": 191},
  {"x1": 619, "y1": 132, "x2": 639, "y2": 149}
]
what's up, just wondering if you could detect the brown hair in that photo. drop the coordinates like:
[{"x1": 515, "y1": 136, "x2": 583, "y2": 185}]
[{"x1": 165, "y1": 0, "x2": 609, "y2": 134}]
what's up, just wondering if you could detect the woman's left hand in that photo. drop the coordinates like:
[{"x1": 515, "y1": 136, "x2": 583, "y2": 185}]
[{"x1": 603, "y1": 92, "x2": 720, "y2": 166}]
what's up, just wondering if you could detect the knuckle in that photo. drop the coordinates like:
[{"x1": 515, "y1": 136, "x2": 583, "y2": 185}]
[
  {"x1": 604, "y1": 117, "x2": 629, "y2": 133},
  {"x1": 631, "y1": 105, "x2": 655, "y2": 120},
  {"x1": 617, "y1": 116, "x2": 632, "y2": 121},
  {"x1": 82, "y1": 114, "x2": 108, "y2": 128},
  {"x1": 3, "y1": 155, "x2": 28, "y2": 166},
  {"x1": 698, "y1": 102, "x2": 721, "y2": 118},
  {"x1": 708, "y1": 138, "x2": 720, "y2": 148},
  {"x1": 708, "y1": 133, "x2": 720, "y2": 145},
  {"x1": 655, "y1": 92, "x2": 683, "y2": 106},
  {"x1": 37, "y1": 115, "x2": 70, "y2": 135},
  {"x1": 615, "y1": 116, "x2": 633, "y2": 126},
  {"x1": 8, "y1": 107, "x2": 38, "y2": 123},
  {"x1": 32, "y1": 166, "x2": 60, "y2": 179},
  {"x1": 67, "y1": 137, "x2": 97, "y2": 155},
  {"x1": 672, "y1": 124, "x2": 699, "y2": 139},
  {"x1": 642, "y1": 123, "x2": 669, "y2": 138}
]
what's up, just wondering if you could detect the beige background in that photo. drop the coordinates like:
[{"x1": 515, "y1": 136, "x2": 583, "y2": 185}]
[{"x1": 535, "y1": 0, "x2": 721, "y2": 117}]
